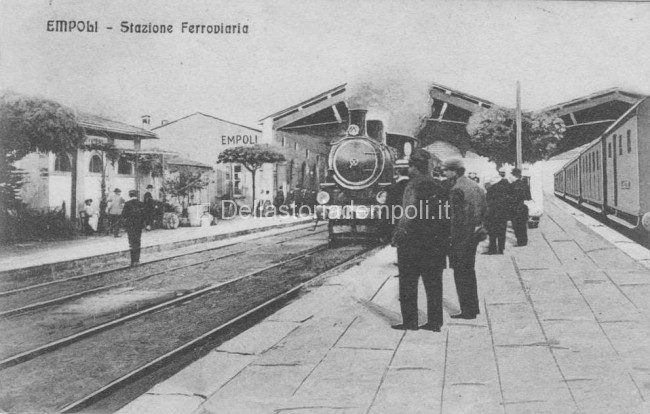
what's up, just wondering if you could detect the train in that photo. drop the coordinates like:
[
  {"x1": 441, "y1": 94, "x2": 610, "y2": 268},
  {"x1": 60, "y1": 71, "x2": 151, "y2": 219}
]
[
  {"x1": 553, "y1": 98, "x2": 650, "y2": 244},
  {"x1": 315, "y1": 109, "x2": 420, "y2": 245}
]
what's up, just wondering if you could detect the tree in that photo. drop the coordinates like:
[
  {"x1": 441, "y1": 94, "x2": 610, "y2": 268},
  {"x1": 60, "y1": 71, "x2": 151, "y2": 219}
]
[
  {"x1": 216, "y1": 145, "x2": 286, "y2": 209},
  {"x1": 162, "y1": 168, "x2": 209, "y2": 209},
  {"x1": 466, "y1": 106, "x2": 566, "y2": 167},
  {"x1": 0, "y1": 92, "x2": 85, "y2": 217}
]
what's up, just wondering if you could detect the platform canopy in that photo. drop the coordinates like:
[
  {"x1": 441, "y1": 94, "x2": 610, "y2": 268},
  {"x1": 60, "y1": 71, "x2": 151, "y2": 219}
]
[
  {"x1": 543, "y1": 88, "x2": 646, "y2": 153},
  {"x1": 259, "y1": 84, "x2": 349, "y2": 133}
]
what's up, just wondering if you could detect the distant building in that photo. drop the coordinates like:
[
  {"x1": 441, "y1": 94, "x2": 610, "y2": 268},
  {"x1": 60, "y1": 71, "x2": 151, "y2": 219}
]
[
  {"x1": 142, "y1": 112, "x2": 266, "y2": 206},
  {"x1": 16, "y1": 112, "x2": 158, "y2": 217},
  {"x1": 146, "y1": 85, "x2": 347, "y2": 206}
]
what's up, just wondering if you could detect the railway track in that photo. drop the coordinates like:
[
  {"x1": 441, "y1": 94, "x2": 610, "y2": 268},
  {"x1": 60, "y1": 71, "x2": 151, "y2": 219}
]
[
  {"x1": 0, "y1": 227, "x2": 329, "y2": 362},
  {"x1": 0, "y1": 227, "x2": 378, "y2": 412},
  {"x1": 0, "y1": 224, "x2": 327, "y2": 315}
]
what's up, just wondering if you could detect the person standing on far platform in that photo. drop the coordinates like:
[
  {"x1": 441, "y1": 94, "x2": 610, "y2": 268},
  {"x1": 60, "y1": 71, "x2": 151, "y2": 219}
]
[
  {"x1": 106, "y1": 188, "x2": 125, "y2": 237},
  {"x1": 510, "y1": 167, "x2": 532, "y2": 246},
  {"x1": 143, "y1": 184, "x2": 155, "y2": 230},
  {"x1": 391, "y1": 149, "x2": 450, "y2": 332},
  {"x1": 485, "y1": 171, "x2": 511, "y2": 255},
  {"x1": 122, "y1": 190, "x2": 145, "y2": 267},
  {"x1": 443, "y1": 158, "x2": 486, "y2": 320}
]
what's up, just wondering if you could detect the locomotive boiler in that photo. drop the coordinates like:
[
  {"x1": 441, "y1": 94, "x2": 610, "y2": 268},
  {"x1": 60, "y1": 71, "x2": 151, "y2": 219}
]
[{"x1": 315, "y1": 109, "x2": 416, "y2": 245}]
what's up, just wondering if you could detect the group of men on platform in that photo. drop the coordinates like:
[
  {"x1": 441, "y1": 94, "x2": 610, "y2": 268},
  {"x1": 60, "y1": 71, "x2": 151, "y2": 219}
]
[{"x1": 388, "y1": 149, "x2": 531, "y2": 332}]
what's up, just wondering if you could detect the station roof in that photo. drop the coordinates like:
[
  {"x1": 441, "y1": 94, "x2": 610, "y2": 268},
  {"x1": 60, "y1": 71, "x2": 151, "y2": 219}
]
[
  {"x1": 429, "y1": 82, "x2": 494, "y2": 111},
  {"x1": 543, "y1": 88, "x2": 647, "y2": 153},
  {"x1": 77, "y1": 112, "x2": 157, "y2": 140},
  {"x1": 152, "y1": 112, "x2": 261, "y2": 133},
  {"x1": 166, "y1": 155, "x2": 213, "y2": 169}
]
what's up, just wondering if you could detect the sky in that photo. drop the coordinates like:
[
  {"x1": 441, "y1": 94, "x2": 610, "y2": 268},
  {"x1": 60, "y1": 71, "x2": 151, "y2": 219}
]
[{"x1": 2, "y1": 0, "x2": 650, "y2": 132}]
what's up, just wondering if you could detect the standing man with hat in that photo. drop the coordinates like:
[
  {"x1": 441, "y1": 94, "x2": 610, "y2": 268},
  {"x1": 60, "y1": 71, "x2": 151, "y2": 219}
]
[
  {"x1": 510, "y1": 168, "x2": 531, "y2": 246},
  {"x1": 391, "y1": 148, "x2": 450, "y2": 331},
  {"x1": 122, "y1": 190, "x2": 145, "y2": 267},
  {"x1": 106, "y1": 188, "x2": 125, "y2": 237},
  {"x1": 485, "y1": 170, "x2": 511, "y2": 254},
  {"x1": 442, "y1": 158, "x2": 486, "y2": 319}
]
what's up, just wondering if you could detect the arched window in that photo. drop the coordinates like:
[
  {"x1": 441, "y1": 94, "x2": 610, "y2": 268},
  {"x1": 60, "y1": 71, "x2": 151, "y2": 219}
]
[
  {"x1": 89, "y1": 154, "x2": 103, "y2": 173},
  {"x1": 54, "y1": 153, "x2": 71, "y2": 172},
  {"x1": 117, "y1": 157, "x2": 133, "y2": 175},
  {"x1": 300, "y1": 161, "x2": 306, "y2": 186}
]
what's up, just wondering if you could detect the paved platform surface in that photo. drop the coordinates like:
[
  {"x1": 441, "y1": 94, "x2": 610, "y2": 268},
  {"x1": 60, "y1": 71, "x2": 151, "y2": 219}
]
[
  {"x1": 0, "y1": 216, "x2": 312, "y2": 273},
  {"x1": 119, "y1": 195, "x2": 650, "y2": 414}
]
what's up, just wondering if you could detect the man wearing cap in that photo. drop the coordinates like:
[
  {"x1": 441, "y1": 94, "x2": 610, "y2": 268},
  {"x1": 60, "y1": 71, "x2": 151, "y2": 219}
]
[
  {"x1": 485, "y1": 170, "x2": 512, "y2": 254},
  {"x1": 510, "y1": 168, "x2": 531, "y2": 246},
  {"x1": 392, "y1": 148, "x2": 450, "y2": 331},
  {"x1": 106, "y1": 188, "x2": 125, "y2": 237},
  {"x1": 122, "y1": 190, "x2": 145, "y2": 266},
  {"x1": 442, "y1": 158, "x2": 486, "y2": 319},
  {"x1": 143, "y1": 184, "x2": 156, "y2": 230}
]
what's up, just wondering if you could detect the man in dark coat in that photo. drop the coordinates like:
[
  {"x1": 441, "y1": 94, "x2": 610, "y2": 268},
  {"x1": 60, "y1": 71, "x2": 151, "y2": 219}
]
[
  {"x1": 443, "y1": 158, "x2": 486, "y2": 320},
  {"x1": 121, "y1": 190, "x2": 145, "y2": 266},
  {"x1": 143, "y1": 184, "x2": 155, "y2": 230},
  {"x1": 510, "y1": 168, "x2": 532, "y2": 246},
  {"x1": 391, "y1": 149, "x2": 450, "y2": 331},
  {"x1": 383, "y1": 166, "x2": 410, "y2": 241},
  {"x1": 485, "y1": 171, "x2": 511, "y2": 254}
]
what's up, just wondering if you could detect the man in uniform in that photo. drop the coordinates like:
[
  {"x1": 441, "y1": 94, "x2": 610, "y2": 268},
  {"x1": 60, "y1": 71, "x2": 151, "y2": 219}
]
[
  {"x1": 485, "y1": 170, "x2": 511, "y2": 254},
  {"x1": 121, "y1": 190, "x2": 145, "y2": 267},
  {"x1": 391, "y1": 149, "x2": 450, "y2": 331},
  {"x1": 510, "y1": 167, "x2": 532, "y2": 246},
  {"x1": 443, "y1": 158, "x2": 486, "y2": 320}
]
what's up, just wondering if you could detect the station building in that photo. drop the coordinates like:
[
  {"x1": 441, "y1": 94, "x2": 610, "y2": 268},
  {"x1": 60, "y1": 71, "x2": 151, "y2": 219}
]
[
  {"x1": 146, "y1": 84, "x2": 351, "y2": 207},
  {"x1": 15, "y1": 112, "x2": 159, "y2": 217}
]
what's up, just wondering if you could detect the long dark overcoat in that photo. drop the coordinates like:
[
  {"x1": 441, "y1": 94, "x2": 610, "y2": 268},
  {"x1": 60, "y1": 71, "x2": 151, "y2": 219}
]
[{"x1": 449, "y1": 176, "x2": 486, "y2": 268}]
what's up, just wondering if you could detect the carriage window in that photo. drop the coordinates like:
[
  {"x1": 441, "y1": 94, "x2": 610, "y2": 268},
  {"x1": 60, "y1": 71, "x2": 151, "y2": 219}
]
[
  {"x1": 54, "y1": 153, "x2": 71, "y2": 172},
  {"x1": 89, "y1": 154, "x2": 103, "y2": 173},
  {"x1": 117, "y1": 157, "x2": 133, "y2": 175},
  {"x1": 627, "y1": 130, "x2": 632, "y2": 153}
]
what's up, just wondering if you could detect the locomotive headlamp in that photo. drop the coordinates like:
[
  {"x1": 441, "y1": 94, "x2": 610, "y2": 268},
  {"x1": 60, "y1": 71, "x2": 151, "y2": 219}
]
[
  {"x1": 642, "y1": 212, "x2": 650, "y2": 232},
  {"x1": 316, "y1": 191, "x2": 331, "y2": 205},
  {"x1": 404, "y1": 142, "x2": 413, "y2": 157},
  {"x1": 376, "y1": 190, "x2": 388, "y2": 204}
]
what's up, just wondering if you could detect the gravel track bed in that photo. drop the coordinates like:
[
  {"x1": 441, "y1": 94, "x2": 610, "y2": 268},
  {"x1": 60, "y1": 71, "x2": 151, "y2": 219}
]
[{"x1": 0, "y1": 243, "x2": 365, "y2": 412}]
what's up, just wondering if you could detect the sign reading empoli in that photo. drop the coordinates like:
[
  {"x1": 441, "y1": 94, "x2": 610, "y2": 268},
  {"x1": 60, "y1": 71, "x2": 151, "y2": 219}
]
[{"x1": 221, "y1": 134, "x2": 259, "y2": 145}]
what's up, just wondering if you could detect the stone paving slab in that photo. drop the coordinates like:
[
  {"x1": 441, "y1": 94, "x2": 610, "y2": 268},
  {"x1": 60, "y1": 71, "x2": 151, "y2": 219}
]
[{"x1": 118, "y1": 193, "x2": 650, "y2": 414}]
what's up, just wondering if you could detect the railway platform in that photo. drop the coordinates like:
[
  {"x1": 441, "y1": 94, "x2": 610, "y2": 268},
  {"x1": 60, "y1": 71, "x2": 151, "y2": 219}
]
[
  {"x1": 119, "y1": 195, "x2": 650, "y2": 414},
  {"x1": 0, "y1": 215, "x2": 313, "y2": 279}
]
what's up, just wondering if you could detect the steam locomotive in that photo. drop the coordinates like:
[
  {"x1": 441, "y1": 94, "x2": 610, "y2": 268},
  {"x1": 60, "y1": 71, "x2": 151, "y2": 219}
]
[{"x1": 315, "y1": 109, "x2": 418, "y2": 245}]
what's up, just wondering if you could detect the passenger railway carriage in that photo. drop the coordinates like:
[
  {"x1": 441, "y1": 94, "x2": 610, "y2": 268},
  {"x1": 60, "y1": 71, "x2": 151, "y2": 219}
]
[{"x1": 554, "y1": 98, "x2": 650, "y2": 241}]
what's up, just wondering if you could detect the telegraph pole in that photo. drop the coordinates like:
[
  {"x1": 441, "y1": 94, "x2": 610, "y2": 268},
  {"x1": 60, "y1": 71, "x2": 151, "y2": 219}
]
[{"x1": 516, "y1": 81, "x2": 523, "y2": 168}]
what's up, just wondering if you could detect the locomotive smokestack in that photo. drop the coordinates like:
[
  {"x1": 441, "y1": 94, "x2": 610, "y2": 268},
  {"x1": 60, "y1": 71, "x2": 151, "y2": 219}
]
[
  {"x1": 349, "y1": 109, "x2": 367, "y2": 136},
  {"x1": 366, "y1": 120, "x2": 384, "y2": 142}
]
